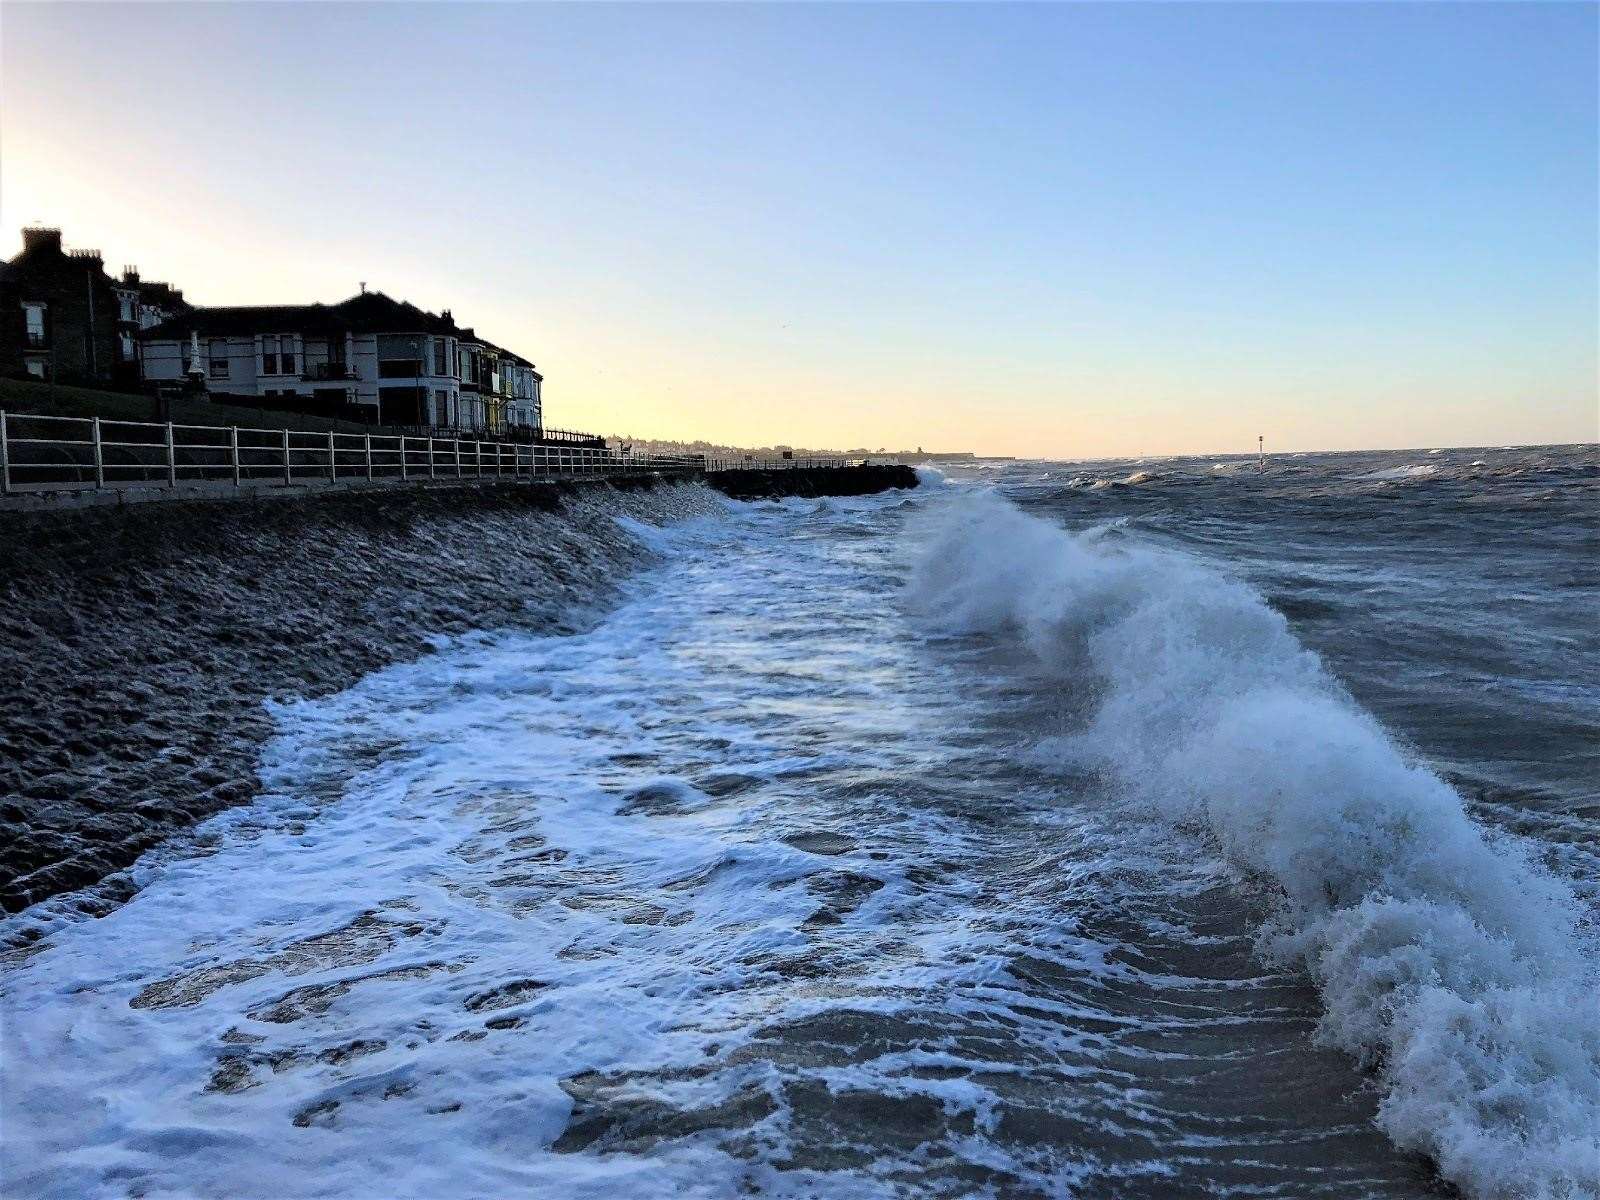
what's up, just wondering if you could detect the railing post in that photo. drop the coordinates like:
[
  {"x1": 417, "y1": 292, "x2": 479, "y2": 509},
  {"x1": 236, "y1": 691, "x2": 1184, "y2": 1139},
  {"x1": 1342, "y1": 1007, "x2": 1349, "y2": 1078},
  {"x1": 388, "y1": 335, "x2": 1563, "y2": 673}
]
[
  {"x1": 230, "y1": 426, "x2": 240, "y2": 486},
  {"x1": 166, "y1": 421, "x2": 176, "y2": 487},
  {"x1": 475, "y1": 440, "x2": 482, "y2": 477},
  {"x1": 327, "y1": 430, "x2": 337, "y2": 481},
  {"x1": 0, "y1": 410, "x2": 10, "y2": 495},
  {"x1": 428, "y1": 436, "x2": 436, "y2": 480},
  {"x1": 365, "y1": 434, "x2": 373, "y2": 481},
  {"x1": 455, "y1": 437, "x2": 462, "y2": 478},
  {"x1": 92, "y1": 416, "x2": 104, "y2": 488},
  {"x1": 401, "y1": 436, "x2": 409, "y2": 480},
  {"x1": 282, "y1": 429, "x2": 291, "y2": 485}
]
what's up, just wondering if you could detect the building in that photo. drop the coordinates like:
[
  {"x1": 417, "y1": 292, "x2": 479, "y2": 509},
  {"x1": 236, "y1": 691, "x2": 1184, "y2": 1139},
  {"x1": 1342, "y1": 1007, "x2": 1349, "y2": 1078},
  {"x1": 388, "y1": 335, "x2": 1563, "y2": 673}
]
[
  {"x1": 0, "y1": 228, "x2": 187, "y2": 388},
  {"x1": 139, "y1": 290, "x2": 543, "y2": 434},
  {"x1": 112, "y1": 270, "x2": 187, "y2": 387},
  {"x1": 455, "y1": 325, "x2": 542, "y2": 434}
]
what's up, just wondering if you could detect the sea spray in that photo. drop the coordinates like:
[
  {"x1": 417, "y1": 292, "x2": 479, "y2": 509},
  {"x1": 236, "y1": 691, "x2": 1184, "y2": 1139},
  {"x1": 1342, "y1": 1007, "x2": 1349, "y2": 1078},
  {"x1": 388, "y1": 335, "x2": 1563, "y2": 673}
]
[{"x1": 906, "y1": 490, "x2": 1600, "y2": 1200}]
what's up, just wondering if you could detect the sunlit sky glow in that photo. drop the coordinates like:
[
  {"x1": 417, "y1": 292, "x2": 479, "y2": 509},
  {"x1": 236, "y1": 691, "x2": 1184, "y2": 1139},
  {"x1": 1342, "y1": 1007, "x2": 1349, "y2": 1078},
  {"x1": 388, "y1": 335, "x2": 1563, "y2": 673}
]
[{"x1": 3, "y1": 2, "x2": 1594, "y2": 456}]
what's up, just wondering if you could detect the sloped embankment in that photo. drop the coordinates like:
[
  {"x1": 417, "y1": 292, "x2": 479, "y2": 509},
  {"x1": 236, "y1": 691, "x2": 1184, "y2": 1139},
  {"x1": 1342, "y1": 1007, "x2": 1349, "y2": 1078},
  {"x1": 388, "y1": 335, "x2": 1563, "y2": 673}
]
[{"x1": 0, "y1": 479, "x2": 724, "y2": 918}]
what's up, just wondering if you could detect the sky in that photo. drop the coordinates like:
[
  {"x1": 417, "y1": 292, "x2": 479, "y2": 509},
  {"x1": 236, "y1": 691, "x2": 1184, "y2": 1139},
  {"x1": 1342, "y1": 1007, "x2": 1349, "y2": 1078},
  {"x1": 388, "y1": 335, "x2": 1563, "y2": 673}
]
[{"x1": 2, "y1": 2, "x2": 1594, "y2": 457}]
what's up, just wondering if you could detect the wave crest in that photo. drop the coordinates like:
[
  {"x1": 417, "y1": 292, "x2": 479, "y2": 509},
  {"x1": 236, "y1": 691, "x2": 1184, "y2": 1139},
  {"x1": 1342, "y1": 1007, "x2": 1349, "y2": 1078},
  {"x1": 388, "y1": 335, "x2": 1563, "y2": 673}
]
[{"x1": 907, "y1": 492, "x2": 1600, "y2": 1200}]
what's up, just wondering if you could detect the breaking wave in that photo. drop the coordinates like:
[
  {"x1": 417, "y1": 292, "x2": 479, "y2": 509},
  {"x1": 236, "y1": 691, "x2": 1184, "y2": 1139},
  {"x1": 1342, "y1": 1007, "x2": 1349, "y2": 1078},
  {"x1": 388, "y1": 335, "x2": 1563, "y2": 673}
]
[
  {"x1": 1357, "y1": 463, "x2": 1440, "y2": 481},
  {"x1": 907, "y1": 492, "x2": 1600, "y2": 1200}
]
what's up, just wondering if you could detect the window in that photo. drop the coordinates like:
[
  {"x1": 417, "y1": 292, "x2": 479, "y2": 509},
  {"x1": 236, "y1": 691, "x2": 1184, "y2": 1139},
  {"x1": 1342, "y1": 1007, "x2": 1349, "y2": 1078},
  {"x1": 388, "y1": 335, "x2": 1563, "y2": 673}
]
[
  {"x1": 433, "y1": 340, "x2": 448, "y2": 377},
  {"x1": 118, "y1": 293, "x2": 136, "y2": 322},
  {"x1": 119, "y1": 331, "x2": 136, "y2": 362},
  {"x1": 209, "y1": 340, "x2": 229, "y2": 379},
  {"x1": 261, "y1": 335, "x2": 296, "y2": 374},
  {"x1": 23, "y1": 302, "x2": 46, "y2": 347}
]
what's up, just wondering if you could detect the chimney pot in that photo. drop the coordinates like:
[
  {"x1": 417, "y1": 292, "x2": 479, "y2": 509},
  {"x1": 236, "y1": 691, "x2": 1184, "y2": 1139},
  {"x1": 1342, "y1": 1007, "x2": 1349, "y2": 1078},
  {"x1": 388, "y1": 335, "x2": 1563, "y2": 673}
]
[{"x1": 22, "y1": 227, "x2": 63, "y2": 252}]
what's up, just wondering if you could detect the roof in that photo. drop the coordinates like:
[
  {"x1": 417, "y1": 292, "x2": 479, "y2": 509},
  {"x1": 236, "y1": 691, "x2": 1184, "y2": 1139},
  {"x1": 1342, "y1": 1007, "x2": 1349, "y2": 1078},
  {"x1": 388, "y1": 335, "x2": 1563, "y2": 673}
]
[
  {"x1": 139, "y1": 289, "x2": 540, "y2": 371},
  {"x1": 448, "y1": 327, "x2": 537, "y2": 371},
  {"x1": 139, "y1": 290, "x2": 462, "y2": 341}
]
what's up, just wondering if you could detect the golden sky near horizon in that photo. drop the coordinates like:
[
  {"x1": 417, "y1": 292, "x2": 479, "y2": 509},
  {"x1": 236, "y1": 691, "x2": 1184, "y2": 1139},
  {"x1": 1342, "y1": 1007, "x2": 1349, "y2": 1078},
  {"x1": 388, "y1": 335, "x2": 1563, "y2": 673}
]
[{"x1": 3, "y1": 4, "x2": 1595, "y2": 457}]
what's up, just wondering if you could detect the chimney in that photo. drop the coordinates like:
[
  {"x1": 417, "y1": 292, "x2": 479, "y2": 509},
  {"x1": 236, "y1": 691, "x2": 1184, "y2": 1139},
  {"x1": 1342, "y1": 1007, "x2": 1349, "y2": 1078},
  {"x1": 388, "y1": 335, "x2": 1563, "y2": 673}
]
[
  {"x1": 123, "y1": 268, "x2": 141, "y2": 286},
  {"x1": 21, "y1": 227, "x2": 63, "y2": 253}
]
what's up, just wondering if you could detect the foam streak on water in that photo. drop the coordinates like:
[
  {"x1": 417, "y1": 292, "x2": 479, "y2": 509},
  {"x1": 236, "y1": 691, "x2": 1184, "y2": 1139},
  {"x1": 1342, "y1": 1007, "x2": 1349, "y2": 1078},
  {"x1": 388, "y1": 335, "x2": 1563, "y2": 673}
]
[{"x1": 3, "y1": 450, "x2": 1597, "y2": 1200}]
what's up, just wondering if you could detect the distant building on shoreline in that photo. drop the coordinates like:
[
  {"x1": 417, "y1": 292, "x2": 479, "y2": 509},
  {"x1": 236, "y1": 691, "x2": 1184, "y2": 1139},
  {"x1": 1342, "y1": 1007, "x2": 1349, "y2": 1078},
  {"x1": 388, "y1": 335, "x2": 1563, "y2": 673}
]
[
  {"x1": 3, "y1": 228, "x2": 546, "y2": 437},
  {"x1": 0, "y1": 228, "x2": 187, "y2": 389},
  {"x1": 138, "y1": 290, "x2": 542, "y2": 434}
]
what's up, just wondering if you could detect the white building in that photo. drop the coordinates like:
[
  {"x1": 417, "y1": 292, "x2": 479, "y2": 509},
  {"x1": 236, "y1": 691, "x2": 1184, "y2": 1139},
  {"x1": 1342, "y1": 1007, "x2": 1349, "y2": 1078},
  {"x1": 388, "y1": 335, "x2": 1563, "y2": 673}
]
[
  {"x1": 455, "y1": 326, "x2": 542, "y2": 434},
  {"x1": 139, "y1": 290, "x2": 543, "y2": 433}
]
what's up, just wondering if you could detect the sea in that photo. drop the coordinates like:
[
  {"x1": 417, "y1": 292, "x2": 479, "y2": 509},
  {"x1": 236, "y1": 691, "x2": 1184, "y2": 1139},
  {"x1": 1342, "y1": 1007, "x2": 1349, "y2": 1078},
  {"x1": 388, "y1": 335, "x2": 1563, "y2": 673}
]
[{"x1": 2, "y1": 445, "x2": 1596, "y2": 1199}]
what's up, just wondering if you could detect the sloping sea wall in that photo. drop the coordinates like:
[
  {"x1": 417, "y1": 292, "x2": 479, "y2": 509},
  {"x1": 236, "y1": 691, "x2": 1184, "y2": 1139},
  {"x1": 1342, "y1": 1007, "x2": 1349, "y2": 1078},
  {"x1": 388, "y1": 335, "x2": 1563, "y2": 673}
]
[{"x1": 0, "y1": 478, "x2": 724, "y2": 918}]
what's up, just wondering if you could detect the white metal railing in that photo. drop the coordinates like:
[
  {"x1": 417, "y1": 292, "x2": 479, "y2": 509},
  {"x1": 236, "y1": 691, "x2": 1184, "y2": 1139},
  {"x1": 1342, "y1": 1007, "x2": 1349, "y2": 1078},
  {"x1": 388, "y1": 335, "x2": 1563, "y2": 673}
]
[
  {"x1": 0, "y1": 411, "x2": 902, "y2": 499},
  {"x1": 0, "y1": 410, "x2": 708, "y2": 497}
]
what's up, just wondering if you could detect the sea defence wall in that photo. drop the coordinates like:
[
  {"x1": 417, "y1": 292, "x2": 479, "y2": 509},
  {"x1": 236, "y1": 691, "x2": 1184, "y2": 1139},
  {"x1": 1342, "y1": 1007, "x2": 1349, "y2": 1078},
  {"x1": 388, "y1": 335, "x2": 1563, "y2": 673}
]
[
  {"x1": 0, "y1": 464, "x2": 920, "y2": 921},
  {"x1": 707, "y1": 463, "x2": 918, "y2": 500},
  {"x1": 0, "y1": 478, "x2": 725, "y2": 919}
]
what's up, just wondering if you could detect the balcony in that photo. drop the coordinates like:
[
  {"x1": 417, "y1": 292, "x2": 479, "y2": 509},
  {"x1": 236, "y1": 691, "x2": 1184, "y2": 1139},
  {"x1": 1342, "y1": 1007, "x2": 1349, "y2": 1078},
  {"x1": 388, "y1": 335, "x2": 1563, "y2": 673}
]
[{"x1": 304, "y1": 361, "x2": 357, "y2": 381}]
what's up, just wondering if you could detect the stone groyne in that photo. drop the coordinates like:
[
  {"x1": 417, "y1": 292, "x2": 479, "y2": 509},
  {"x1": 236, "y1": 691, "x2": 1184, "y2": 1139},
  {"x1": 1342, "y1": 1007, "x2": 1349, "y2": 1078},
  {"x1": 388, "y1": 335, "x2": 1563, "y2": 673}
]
[{"x1": 706, "y1": 463, "x2": 918, "y2": 500}]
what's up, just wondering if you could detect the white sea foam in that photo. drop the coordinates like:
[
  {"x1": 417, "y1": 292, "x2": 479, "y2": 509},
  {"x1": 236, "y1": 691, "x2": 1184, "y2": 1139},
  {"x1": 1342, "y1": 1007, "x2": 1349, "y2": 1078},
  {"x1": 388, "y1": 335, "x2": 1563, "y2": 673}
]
[
  {"x1": 906, "y1": 491, "x2": 1600, "y2": 1200},
  {"x1": 0, "y1": 493, "x2": 1114, "y2": 1198},
  {"x1": 1358, "y1": 463, "x2": 1440, "y2": 481}
]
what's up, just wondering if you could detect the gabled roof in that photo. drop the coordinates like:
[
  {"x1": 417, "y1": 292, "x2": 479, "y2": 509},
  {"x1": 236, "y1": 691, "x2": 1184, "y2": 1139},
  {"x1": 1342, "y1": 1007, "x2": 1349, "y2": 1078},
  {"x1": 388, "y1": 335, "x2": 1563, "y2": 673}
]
[{"x1": 139, "y1": 290, "x2": 461, "y2": 341}]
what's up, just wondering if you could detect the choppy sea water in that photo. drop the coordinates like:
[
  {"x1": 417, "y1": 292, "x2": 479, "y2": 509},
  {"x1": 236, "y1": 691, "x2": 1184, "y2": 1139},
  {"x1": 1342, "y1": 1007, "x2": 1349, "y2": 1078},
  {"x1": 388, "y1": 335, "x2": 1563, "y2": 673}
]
[{"x1": 3, "y1": 445, "x2": 1597, "y2": 1199}]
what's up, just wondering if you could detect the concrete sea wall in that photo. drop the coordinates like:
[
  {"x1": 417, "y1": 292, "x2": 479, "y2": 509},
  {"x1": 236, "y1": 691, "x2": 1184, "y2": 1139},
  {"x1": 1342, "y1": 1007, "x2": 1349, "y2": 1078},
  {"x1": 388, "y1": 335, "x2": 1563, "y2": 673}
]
[
  {"x1": 0, "y1": 478, "x2": 723, "y2": 921},
  {"x1": 0, "y1": 465, "x2": 918, "y2": 924}
]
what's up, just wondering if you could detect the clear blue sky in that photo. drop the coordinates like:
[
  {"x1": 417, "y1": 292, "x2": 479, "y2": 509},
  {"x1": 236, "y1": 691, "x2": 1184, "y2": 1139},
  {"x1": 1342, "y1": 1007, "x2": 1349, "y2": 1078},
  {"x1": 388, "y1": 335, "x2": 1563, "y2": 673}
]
[{"x1": 4, "y1": 2, "x2": 1594, "y2": 455}]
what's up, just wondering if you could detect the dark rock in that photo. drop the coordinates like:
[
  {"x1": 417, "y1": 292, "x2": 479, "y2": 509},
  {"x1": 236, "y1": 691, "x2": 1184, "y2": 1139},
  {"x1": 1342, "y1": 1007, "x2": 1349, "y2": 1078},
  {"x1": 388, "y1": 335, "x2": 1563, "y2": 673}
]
[{"x1": 707, "y1": 464, "x2": 917, "y2": 500}]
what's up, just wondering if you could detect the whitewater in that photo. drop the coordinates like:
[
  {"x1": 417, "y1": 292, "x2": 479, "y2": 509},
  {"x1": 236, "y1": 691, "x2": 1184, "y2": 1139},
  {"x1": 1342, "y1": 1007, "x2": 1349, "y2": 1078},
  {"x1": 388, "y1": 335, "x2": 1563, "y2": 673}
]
[{"x1": 2, "y1": 446, "x2": 1596, "y2": 1199}]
